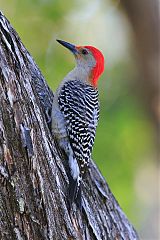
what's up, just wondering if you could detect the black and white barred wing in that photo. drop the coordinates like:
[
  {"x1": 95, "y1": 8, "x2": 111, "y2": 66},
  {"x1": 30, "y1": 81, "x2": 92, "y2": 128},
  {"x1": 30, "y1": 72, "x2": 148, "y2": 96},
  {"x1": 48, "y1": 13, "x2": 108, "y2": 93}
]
[{"x1": 58, "y1": 80, "x2": 99, "y2": 169}]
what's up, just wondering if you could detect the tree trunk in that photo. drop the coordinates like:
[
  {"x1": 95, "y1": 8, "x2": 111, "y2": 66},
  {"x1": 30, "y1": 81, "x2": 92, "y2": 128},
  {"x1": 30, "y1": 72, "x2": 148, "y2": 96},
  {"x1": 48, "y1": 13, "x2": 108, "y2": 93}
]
[
  {"x1": 0, "y1": 12, "x2": 139, "y2": 240},
  {"x1": 121, "y1": 0, "x2": 159, "y2": 132}
]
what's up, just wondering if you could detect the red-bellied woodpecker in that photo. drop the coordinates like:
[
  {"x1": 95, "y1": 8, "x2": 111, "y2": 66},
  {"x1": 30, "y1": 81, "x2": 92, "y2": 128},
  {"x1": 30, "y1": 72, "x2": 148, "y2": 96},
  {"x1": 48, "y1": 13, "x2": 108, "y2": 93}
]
[{"x1": 52, "y1": 39, "x2": 104, "y2": 210}]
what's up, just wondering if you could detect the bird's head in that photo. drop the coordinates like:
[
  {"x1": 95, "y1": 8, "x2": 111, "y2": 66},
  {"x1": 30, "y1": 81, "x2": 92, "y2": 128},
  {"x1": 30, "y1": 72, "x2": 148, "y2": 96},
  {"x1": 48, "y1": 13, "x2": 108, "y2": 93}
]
[{"x1": 57, "y1": 39, "x2": 105, "y2": 87}]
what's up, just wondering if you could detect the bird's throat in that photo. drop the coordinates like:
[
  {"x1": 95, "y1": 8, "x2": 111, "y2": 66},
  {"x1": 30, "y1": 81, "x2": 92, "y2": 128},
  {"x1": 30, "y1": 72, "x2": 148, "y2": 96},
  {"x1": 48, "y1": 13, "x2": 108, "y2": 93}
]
[{"x1": 72, "y1": 66, "x2": 100, "y2": 88}]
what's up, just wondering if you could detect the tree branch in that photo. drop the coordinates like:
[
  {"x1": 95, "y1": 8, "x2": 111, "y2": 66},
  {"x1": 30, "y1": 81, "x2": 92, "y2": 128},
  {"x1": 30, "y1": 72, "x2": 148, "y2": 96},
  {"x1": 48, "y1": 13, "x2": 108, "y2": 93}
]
[{"x1": 0, "y1": 12, "x2": 139, "y2": 240}]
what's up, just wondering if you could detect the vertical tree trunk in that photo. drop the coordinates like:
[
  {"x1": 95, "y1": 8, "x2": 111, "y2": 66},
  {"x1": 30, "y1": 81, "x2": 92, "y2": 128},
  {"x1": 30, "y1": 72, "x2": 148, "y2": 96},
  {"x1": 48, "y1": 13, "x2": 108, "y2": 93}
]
[
  {"x1": 121, "y1": 0, "x2": 159, "y2": 130},
  {"x1": 0, "y1": 12, "x2": 139, "y2": 240},
  {"x1": 120, "y1": 1, "x2": 159, "y2": 238}
]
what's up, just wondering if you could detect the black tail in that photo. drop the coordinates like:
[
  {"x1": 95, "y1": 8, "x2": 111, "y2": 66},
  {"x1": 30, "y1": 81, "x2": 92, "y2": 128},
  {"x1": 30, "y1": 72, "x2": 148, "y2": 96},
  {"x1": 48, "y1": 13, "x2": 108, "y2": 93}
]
[{"x1": 68, "y1": 176, "x2": 82, "y2": 212}]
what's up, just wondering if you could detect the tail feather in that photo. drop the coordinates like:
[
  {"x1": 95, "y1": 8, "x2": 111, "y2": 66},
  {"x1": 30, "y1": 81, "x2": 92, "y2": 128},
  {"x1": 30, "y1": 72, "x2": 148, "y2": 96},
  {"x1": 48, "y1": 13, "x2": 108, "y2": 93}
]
[
  {"x1": 76, "y1": 184, "x2": 82, "y2": 211},
  {"x1": 68, "y1": 176, "x2": 82, "y2": 211}
]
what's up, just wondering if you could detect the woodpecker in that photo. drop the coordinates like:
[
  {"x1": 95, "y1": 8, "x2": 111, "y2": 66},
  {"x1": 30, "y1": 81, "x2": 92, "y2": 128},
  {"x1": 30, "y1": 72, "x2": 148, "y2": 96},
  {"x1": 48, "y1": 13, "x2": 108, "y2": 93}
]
[{"x1": 52, "y1": 39, "x2": 104, "y2": 210}]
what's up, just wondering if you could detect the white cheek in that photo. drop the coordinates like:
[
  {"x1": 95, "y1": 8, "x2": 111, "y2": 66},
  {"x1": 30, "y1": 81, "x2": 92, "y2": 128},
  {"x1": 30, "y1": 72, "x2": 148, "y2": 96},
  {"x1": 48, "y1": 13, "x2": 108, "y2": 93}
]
[{"x1": 76, "y1": 57, "x2": 96, "y2": 70}]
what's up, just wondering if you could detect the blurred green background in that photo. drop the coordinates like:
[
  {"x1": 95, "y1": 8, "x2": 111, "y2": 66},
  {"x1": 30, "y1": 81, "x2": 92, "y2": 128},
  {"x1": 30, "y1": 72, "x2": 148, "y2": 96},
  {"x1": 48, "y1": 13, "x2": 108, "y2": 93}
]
[{"x1": 0, "y1": 0, "x2": 158, "y2": 239}]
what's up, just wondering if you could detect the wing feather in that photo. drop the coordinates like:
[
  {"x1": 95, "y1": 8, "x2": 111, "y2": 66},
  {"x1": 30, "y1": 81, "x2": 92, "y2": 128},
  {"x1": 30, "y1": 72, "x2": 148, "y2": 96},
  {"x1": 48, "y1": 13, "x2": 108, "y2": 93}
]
[{"x1": 58, "y1": 80, "x2": 99, "y2": 169}]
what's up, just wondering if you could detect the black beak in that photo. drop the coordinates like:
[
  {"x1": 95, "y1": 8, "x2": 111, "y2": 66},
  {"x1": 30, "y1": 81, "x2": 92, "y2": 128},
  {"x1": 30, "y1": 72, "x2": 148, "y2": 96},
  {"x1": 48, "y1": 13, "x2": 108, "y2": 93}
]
[{"x1": 56, "y1": 39, "x2": 78, "y2": 54}]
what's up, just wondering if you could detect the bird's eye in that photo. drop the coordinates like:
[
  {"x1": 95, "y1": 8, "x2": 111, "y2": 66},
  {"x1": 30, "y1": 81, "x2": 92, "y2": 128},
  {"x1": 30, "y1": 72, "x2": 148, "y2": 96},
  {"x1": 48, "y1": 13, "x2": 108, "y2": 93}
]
[{"x1": 81, "y1": 49, "x2": 88, "y2": 55}]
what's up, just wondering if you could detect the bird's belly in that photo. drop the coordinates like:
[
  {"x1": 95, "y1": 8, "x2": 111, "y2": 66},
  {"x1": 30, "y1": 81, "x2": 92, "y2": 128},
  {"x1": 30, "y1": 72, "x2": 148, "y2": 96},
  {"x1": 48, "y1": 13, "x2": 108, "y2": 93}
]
[{"x1": 52, "y1": 107, "x2": 67, "y2": 139}]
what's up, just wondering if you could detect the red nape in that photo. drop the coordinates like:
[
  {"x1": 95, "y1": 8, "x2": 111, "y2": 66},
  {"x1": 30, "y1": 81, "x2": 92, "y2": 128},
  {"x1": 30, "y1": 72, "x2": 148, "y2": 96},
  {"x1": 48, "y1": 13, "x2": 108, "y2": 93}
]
[{"x1": 85, "y1": 46, "x2": 105, "y2": 87}]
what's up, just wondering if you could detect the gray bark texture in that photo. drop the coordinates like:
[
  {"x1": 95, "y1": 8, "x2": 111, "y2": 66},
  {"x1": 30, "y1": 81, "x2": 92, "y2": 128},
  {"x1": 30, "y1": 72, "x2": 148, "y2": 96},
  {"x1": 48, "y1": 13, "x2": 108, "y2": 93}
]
[{"x1": 0, "y1": 12, "x2": 139, "y2": 240}]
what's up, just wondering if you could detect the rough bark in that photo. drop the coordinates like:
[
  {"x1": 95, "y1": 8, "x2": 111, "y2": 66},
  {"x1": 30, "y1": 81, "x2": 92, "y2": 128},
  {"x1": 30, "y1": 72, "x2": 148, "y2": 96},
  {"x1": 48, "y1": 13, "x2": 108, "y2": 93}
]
[{"x1": 0, "y1": 12, "x2": 139, "y2": 240}]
